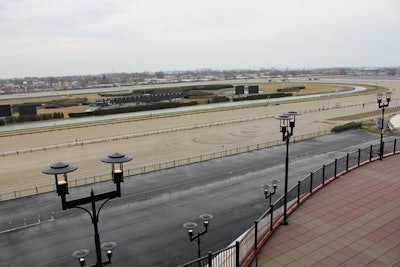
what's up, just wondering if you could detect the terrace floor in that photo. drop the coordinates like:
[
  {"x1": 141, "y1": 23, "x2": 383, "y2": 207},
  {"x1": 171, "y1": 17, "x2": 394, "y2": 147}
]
[{"x1": 248, "y1": 154, "x2": 400, "y2": 267}]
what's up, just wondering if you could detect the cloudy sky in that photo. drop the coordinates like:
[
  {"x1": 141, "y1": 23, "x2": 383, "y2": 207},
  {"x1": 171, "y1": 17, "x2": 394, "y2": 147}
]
[{"x1": 0, "y1": 0, "x2": 399, "y2": 78}]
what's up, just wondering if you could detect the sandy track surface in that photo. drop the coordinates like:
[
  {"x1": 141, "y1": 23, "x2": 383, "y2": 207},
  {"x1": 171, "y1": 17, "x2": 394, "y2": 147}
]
[{"x1": 0, "y1": 79, "x2": 399, "y2": 194}]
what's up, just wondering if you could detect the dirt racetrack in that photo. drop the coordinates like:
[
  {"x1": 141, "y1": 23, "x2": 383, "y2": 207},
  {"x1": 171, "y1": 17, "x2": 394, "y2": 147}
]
[{"x1": 0, "y1": 79, "x2": 399, "y2": 197}]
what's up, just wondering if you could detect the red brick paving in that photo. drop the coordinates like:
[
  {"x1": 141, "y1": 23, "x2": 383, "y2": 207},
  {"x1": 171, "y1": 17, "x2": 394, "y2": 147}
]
[{"x1": 248, "y1": 154, "x2": 400, "y2": 267}]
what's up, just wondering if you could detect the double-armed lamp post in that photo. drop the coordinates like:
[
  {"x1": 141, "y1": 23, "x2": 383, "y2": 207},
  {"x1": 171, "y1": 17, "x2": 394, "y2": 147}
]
[
  {"x1": 263, "y1": 179, "x2": 279, "y2": 206},
  {"x1": 42, "y1": 152, "x2": 132, "y2": 267},
  {"x1": 377, "y1": 91, "x2": 392, "y2": 160},
  {"x1": 183, "y1": 214, "x2": 214, "y2": 258},
  {"x1": 276, "y1": 111, "x2": 300, "y2": 225}
]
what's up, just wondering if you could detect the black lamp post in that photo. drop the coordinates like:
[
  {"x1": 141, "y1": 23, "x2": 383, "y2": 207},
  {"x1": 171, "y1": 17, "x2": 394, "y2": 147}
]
[
  {"x1": 377, "y1": 92, "x2": 392, "y2": 160},
  {"x1": 183, "y1": 214, "x2": 214, "y2": 258},
  {"x1": 276, "y1": 111, "x2": 300, "y2": 225},
  {"x1": 42, "y1": 152, "x2": 132, "y2": 267},
  {"x1": 263, "y1": 179, "x2": 279, "y2": 206}
]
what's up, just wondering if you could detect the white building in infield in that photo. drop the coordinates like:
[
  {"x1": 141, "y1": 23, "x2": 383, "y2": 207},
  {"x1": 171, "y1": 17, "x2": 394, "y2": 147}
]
[{"x1": 389, "y1": 114, "x2": 400, "y2": 132}]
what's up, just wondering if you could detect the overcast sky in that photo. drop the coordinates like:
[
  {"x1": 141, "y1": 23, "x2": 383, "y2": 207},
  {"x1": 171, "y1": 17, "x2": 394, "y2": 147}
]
[{"x1": 0, "y1": 0, "x2": 399, "y2": 79}]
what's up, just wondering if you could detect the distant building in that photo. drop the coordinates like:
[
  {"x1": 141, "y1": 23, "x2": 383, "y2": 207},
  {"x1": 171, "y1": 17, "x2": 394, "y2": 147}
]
[{"x1": 389, "y1": 114, "x2": 400, "y2": 133}]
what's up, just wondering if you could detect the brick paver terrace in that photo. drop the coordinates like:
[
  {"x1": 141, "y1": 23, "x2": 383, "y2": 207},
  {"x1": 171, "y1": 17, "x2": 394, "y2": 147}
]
[{"x1": 248, "y1": 154, "x2": 400, "y2": 267}]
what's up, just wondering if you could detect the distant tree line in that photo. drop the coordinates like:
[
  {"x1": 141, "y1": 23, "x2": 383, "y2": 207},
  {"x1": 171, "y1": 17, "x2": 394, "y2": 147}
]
[
  {"x1": 1, "y1": 112, "x2": 64, "y2": 125},
  {"x1": 233, "y1": 92, "x2": 292, "y2": 101},
  {"x1": 69, "y1": 102, "x2": 198, "y2": 117},
  {"x1": 277, "y1": 86, "x2": 306, "y2": 92},
  {"x1": 144, "y1": 84, "x2": 234, "y2": 94},
  {"x1": 11, "y1": 97, "x2": 88, "y2": 112},
  {"x1": 98, "y1": 84, "x2": 234, "y2": 97},
  {"x1": 211, "y1": 96, "x2": 230, "y2": 103}
]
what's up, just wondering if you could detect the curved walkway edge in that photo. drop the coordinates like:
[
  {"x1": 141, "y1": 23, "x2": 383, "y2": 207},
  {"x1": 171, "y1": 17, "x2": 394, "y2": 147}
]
[{"x1": 246, "y1": 154, "x2": 400, "y2": 267}]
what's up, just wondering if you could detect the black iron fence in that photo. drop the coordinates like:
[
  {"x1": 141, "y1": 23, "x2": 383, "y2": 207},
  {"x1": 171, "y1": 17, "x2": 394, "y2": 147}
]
[{"x1": 178, "y1": 138, "x2": 399, "y2": 267}]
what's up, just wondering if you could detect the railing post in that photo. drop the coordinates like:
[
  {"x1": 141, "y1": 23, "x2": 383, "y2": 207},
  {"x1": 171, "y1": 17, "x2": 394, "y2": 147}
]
[
  {"x1": 310, "y1": 172, "x2": 313, "y2": 193},
  {"x1": 297, "y1": 181, "x2": 301, "y2": 203},
  {"x1": 394, "y1": 139, "x2": 397, "y2": 154},
  {"x1": 235, "y1": 241, "x2": 240, "y2": 267},
  {"x1": 322, "y1": 165, "x2": 326, "y2": 185},
  {"x1": 334, "y1": 158, "x2": 337, "y2": 178},
  {"x1": 208, "y1": 251, "x2": 212, "y2": 267},
  {"x1": 369, "y1": 145, "x2": 373, "y2": 161},
  {"x1": 254, "y1": 220, "x2": 258, "y2": 250},
  {"x1": 270, "y1": 204, "x2": 274, "y2": 230},
  {"x1": 358, "y1": 149, "x2": 361, "y2": 166},
  {"x1": 346, "y1": 153, "x2": 349, "y2": 171}
]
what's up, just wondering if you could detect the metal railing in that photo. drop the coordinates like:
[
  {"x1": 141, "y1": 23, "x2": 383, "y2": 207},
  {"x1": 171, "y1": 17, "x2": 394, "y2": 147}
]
[{"x1": 178, "y1": 138, "x2": 399, "y2": 267}]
